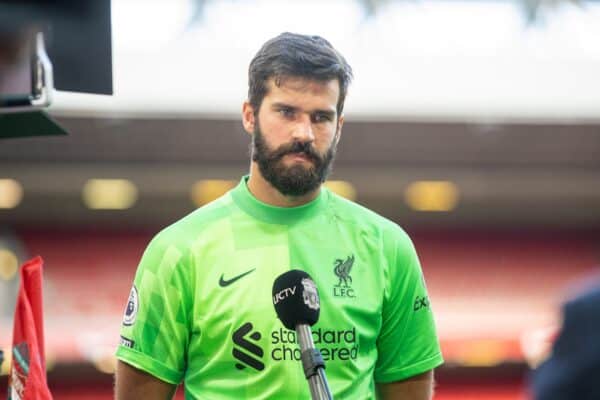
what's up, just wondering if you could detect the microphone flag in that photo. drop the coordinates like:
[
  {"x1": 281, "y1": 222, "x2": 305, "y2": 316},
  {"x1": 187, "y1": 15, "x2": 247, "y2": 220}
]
[{"x1": 8, "y1": 256, "x2": 53, "y2": 400}]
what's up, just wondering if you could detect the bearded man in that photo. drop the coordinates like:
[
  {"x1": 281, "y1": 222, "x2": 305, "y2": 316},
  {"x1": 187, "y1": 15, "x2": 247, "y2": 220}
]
[{"x1": 115, "y1": 32, "x2": 443, "y2": 400}]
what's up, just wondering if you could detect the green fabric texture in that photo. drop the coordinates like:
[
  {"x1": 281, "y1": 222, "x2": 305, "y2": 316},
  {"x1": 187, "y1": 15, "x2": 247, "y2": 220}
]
[{"x1": 116, "y1": 176, "x2": 443, "y2": 399}]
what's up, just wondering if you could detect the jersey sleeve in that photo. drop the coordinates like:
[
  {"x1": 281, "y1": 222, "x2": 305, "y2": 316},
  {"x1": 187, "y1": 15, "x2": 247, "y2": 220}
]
[
  {"x1": 374, "y1": 227, "x2": 444, "y2": 383},
  {"x1": 116, "y1": 229, "x2": 193, "y2": 384}
]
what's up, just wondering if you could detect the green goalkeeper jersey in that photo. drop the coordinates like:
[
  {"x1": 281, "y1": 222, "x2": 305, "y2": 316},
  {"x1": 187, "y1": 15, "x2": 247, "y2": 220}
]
[{"x1": 116, "y1": 176, "x2": 443, "y2": 399}]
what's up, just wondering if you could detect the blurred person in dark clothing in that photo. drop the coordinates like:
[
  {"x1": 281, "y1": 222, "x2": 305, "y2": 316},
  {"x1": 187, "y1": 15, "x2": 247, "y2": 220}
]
[{"x1": 531, "y1": 283, "x2": 600, "y2": 400}]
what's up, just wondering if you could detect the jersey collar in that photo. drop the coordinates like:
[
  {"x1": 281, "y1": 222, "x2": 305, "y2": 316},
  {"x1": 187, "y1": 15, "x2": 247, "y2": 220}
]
[{"x1": 231, "y1": 175, "x2": 328, "y2": 225}]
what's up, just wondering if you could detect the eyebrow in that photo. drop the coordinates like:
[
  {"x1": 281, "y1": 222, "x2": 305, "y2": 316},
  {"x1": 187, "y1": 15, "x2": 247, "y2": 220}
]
[{"x1": 270, "y1": 102, "x2": 336, "y2": 117}]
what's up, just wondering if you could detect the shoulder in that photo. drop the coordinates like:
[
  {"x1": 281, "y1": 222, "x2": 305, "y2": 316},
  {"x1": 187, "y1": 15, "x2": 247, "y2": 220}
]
[
  {"x1": 533, "y1": 283, "x2": 600, "y2": 398},
  {"x1": 147, "y1": 192, "x2": 236, "y2": 251},
  {"x1": 553, "y1": 283, "x2": 600, "y2": 357},
  {"x1": 326, "y1": 190, "x2": 413, "y2": 247},
  {"x1": 564, "y1": 283, "x2": 600, "y2": 318}
]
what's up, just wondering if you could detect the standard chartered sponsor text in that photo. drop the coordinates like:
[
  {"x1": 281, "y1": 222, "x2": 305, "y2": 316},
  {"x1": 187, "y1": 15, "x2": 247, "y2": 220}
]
[{"x1": 270, "y1": 327, "x2": 358, "y2": 361}]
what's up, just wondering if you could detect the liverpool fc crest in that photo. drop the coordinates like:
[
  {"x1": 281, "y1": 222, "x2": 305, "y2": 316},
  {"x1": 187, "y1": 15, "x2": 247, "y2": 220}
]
[{"x1": 333, "y1": 255, "x2": 356, "y2": 298}]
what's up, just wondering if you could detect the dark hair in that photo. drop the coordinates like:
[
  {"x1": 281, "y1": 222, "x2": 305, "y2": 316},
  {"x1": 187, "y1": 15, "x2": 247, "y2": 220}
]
[{"x1": 248, "y1": 32, "x2": 353, "y2": 116}]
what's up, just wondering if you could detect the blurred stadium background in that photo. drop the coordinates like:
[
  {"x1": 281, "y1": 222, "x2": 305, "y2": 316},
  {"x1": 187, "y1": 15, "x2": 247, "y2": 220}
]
[{"x1": 1, "y1": 0, "x2": 600, "y2": 398}]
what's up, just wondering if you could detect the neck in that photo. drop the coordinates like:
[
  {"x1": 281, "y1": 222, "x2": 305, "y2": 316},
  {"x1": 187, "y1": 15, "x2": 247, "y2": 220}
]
[{"x1": 247, "y1": 162, "x2": 321, "y2": 207}]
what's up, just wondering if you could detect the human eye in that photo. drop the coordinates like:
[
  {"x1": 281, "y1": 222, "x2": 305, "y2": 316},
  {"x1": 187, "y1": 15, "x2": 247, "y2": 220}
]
[
  {"x1": 278, "y1": 107, "x2": 295, "y2": 118},
  {"x1": 312, "y1": 112, "x2": 333, "y2": 123}
]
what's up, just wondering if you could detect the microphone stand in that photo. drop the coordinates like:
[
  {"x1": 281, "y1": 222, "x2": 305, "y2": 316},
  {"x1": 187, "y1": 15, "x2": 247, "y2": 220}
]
[{"x1": 296, "y1": 324, "x2": 333, "y2": 400}]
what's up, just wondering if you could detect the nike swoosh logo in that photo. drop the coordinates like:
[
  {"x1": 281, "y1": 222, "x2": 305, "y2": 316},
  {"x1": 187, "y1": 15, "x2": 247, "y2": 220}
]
[{"x1": 219, "y1": 268, "x2": 256, "y2": 287}]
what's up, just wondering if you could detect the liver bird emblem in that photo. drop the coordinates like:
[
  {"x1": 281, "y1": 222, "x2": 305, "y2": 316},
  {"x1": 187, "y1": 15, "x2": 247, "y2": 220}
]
[{"x1": 334, "y1": 255, "x2": 355, "y2": 287}]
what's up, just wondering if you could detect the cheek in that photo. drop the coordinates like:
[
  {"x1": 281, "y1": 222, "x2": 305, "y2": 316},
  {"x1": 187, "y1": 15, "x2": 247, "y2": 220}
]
[
  {"x1": 315, "y1": 126, "x2": 338, "y2": 149},
  {"x1": 258, "y1": 114, "x2": 288, "y2": 142}
]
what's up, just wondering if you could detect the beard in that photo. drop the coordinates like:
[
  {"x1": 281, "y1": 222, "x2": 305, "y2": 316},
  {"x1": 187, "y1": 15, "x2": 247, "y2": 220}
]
[{"x1": 251, "y1": 121, "x2": 337, "y2": 197}]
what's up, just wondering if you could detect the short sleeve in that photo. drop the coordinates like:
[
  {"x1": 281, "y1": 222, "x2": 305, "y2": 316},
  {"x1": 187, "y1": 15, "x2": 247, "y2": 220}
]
[
  {"x1": 374, "y1": 228, "x2": 443, "y2": 383},
  {"x1": 116, "y1": 230, "x2": 193, "y2": 384}
]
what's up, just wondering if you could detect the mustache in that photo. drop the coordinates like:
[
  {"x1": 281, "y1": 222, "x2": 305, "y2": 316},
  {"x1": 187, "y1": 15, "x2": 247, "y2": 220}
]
[{"x1": 269, "y1": 141, "x2": 322, "y2": 163}]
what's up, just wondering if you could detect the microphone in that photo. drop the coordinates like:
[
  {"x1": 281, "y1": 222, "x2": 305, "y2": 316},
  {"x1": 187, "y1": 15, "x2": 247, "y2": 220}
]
[{"x1": 272, "y1": 270, "x2": 333, "y2": 400}]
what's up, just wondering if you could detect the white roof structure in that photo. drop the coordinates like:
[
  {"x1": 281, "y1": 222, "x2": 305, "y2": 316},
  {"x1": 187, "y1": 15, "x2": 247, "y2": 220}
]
[{"x1": 52, "y1": 0, "x2": 600, "y2": 122}]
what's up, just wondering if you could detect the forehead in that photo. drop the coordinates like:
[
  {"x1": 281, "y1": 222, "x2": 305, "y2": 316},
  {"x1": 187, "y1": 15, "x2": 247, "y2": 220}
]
[{"x1": 262, "y1": 76, "x2": 340, "y2": 111}]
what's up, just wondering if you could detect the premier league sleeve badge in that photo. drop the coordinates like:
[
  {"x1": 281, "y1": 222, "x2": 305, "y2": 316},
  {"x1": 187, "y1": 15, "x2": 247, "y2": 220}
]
[{"x1": 122, "y1": 285, "x2": 139, "y2": 326}]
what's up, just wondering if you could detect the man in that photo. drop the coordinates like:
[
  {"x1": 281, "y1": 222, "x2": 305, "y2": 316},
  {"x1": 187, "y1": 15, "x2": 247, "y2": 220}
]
[
  {"x1": 115, "y1": 32, "x2": 443, "y2": 399},
  {"x1": 531, "y1": 283, "x2": 600, "y2": 399}
]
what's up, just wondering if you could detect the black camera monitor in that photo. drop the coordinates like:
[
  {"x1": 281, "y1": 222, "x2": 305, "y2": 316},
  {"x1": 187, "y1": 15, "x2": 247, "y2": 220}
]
[{"x1": 0, "y1": 31, "x2": 53, "y2": 111}]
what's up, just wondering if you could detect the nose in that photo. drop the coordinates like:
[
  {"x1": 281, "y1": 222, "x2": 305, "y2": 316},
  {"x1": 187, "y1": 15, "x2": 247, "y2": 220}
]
[{"x1": 291, "y1": 115, "x2": 315, "y2": 143}]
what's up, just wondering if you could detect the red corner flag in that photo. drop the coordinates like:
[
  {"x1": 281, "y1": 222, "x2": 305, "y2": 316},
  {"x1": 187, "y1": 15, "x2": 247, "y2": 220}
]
[{"x1": 8, "y1": 256, "x2": 53, "y2": 400}]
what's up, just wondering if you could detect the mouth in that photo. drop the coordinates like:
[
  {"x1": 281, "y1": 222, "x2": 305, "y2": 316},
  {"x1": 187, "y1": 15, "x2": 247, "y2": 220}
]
[{"x1": 284, "y1": 152, "x2": 313, "y2": 163}]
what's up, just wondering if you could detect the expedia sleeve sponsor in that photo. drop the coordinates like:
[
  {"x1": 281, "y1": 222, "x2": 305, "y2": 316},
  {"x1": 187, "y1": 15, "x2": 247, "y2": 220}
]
[{"x1": 413, "y1": 295, "x2": 430, "y2": 312}]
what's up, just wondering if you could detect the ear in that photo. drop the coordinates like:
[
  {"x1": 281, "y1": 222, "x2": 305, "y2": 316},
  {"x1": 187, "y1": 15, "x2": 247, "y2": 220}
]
[
  {"x1": 334, "y1": 114, "x2": 344, "y2": 144},
  {"x1": 242, "y1": 101, "x2": 256, "y2": 135}
]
